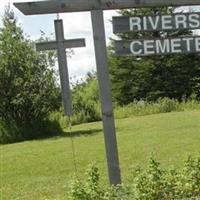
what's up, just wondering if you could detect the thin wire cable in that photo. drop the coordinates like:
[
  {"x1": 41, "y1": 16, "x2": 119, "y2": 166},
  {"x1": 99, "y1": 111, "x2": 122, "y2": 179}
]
[
  {"x1": 56, "y1": 13, "x2": 60, "y2": 20},
  {"x1": 68, "y1": 116, "x2": 78, "y2": 178}
]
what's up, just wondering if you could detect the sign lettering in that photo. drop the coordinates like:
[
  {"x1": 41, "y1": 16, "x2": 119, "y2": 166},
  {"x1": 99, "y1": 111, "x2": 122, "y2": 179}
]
[
  {"x1": 113, "y1": 13, "x2": 200, "y2": 33},
  {"x1": 115, "y1": 36, "x2": 200, "y2": 56}
]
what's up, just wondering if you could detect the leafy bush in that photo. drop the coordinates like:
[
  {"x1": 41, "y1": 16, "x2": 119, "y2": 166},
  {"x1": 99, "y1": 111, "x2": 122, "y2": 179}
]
[
  {"x1": 157, "y1": 98, "x2": 180, "y2": 113},
  {"x1": 130, "y1": 156, "x2": 200, "y2": 199},
  {"x1": 68, "y1": 156, "x2": 200, "y2": 200},
  {"x1": 0, "y1": 9, "x2": 60, "y2": 124},
  {"x1": 68, "y1": 165, "x2": 107, "y2": 200},
  {"x1": 0, "y1": 9, "x2": 62, "y2": 143},
  {"x1": 72, "y1": 73, "x2": 101, "y2": 124},
  {"x1": 0, "y1": 119, "x2": 63, "y2": 144}
]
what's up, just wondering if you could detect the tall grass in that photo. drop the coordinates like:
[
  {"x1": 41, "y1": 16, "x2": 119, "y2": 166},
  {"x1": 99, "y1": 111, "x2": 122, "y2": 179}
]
[
  {"x1": 51, "y1": 98, "x2": 200, "y2": 128},
  {"x1": 1, "y1": 98, "x2": 199, "y2": 143},
  {"x1": 115, "y1": 98, "x2": 200, "y2": 119}
]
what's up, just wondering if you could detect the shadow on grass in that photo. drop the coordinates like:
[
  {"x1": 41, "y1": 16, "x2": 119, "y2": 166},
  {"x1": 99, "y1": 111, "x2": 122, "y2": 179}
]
[
  {"x1": 52, "y1": 128, "x2": 103, "y2": 139},
  {"x1": 0, "y1": 118, "x2": 103, "y2": 144}
]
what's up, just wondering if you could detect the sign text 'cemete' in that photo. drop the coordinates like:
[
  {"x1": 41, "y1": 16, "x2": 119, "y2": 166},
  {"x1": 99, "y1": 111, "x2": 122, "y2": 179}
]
[
  {"x1": 115, "y1": 36, "x2": 200, "y2": 56},
  {"x1": 113, "y1": 13, "x2": 200, "y2": 33}
]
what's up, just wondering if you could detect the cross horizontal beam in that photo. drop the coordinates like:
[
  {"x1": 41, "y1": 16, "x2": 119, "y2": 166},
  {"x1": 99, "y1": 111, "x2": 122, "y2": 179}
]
[
  {"x1": 36, "y1": 39, "x2": 85, "y2": 51},
  {"x1": 14, "y1": 0, "x2": 200, "y2": 15}
]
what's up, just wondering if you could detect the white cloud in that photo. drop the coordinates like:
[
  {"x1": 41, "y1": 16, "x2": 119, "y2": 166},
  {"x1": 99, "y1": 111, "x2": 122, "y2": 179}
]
[
  {"x1": 0, "y1": 1, "x2": 8, "y2": 21},
  {"x1": 0, "y1": 0, "x2": 28, "y2": 26},
  {"x1": 60, "y1": 10, "x2": 118, "y2": 80},
  {"x1": 61, "y1": 12, "x2": 94, "y2": 80}
]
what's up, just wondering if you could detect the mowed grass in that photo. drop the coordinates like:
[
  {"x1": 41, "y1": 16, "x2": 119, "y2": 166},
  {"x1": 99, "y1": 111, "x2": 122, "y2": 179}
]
[{"x1": 1, "y1": 110, "x2": 200, "y2": 200}]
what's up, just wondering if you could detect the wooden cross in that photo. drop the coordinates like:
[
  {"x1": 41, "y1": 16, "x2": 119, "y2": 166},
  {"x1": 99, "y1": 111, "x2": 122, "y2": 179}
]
[{"x1": 36, "y1": 19, "x2": 85, "y2": 116}]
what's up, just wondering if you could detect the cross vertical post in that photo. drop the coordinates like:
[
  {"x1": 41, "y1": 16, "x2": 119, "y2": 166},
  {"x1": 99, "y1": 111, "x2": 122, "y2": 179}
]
[
  {"x1": 54, "y1": 20, "x2": 71, "y2": 116},
  {"x1": 91, "y1": 10, "x2": 121, "y2": 185},
  {"x1": 36, "y1": 19, "x2": 85, "y2": 116}
]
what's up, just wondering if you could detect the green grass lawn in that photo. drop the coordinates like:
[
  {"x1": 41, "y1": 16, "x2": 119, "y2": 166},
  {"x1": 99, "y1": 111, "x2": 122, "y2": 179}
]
[{"x1": 1, "y1": 110, "x2": 200, "y2": 200}]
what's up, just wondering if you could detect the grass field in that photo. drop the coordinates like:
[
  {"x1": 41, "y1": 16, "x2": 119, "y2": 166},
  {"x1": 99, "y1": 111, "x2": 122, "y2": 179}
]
[{"x1": 1, "y1": 110, "x2": 200, "y2": 200}]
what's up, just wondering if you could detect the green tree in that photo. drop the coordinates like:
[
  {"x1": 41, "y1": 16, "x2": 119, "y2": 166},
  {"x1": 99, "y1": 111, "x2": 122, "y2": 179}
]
[
  {"x1": 109, "y1": 8, "x2": 200, "y2": 105},
  {"x1": 0, "y1": 8, "x2": 61, "y2": 142},
  {"x1": 72, "y1": 72, "x2": 101, "y2": 123}
]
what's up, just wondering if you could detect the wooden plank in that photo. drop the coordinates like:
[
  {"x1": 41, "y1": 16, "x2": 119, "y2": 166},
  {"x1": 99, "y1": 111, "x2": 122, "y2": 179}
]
[
  {"x1": 54, "y1": 20, "x2": 73, "y2": 116},
  {"x1": 114, "y1": 36, "x2": 200, "y2": 56},
  {"x1": 91, "y1": 10, "x2": 121, "y2": 186},
  {"x1": 36, "y1": 41, "x2": 57, "y2": 51},
  {"x1": 113, "y1": 13, "x2": 200, "y2": 33},
  {"x1": 14, "y1": 0, "x2": 200, "y2": 15},
  {"x1": 36, "y1": 39, "x2": 85, "y2": 51},
  {"x1": 63, "y1": 39, "x2": 86, "y2": 48}
]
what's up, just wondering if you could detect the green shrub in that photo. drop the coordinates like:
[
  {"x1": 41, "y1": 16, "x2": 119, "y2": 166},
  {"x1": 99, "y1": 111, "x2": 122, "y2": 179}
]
[
  {"x1": 68, "y1": 156, "x2": 200, "y2": 200},
  {"x1": 49, "y1": 105, "x2": 101, "y2": 128},
  {"x1": 68, "y1": 164, "x2": 107, "y2": 200},
  {"x1": 0, "y1": 119, "x2": 63, "y2": 144},
  {"x1": 157, "y1": 97, "x2": 180, "y2": 113},
  {"x1": 0, "y1": 9, "x2": 61, "y2": 144},
  {"x1": 72, "y1": 73, "x2": 101, "y2": 124}
]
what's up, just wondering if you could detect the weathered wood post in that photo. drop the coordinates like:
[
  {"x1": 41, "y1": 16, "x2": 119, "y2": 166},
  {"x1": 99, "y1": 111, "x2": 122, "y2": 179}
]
[{"x1": 91, "y1": 9, "x2": 121, "y2": 185}]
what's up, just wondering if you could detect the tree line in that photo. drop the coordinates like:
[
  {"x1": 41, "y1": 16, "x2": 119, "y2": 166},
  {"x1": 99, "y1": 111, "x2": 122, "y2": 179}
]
[
  {"x1": 0, "y1": 8, "x2": 61, "y2": 143},
  {"x1": 109, "y1": 7, "x2": 200, "y2": 105}
]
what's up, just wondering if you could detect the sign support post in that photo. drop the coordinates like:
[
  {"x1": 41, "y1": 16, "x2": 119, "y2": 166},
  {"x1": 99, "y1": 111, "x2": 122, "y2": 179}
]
[{"x1": 91, "y1": 10, "x2": 121, "y2": 185}]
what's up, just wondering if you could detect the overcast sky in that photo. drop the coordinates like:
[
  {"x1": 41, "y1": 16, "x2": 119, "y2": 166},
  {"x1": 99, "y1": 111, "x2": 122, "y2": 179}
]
[{"x1": 0, "y1": 1, "x2": 200, "y2": 81}]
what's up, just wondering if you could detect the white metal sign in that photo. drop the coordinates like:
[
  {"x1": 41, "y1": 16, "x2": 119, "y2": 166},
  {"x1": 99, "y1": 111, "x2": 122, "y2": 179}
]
[
  {"x1": 113, "y1": 13, "x2": 200, "y2": 33},
  {"x1": 115, "y1": 36, "x2": 200, "y2": 56}
]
